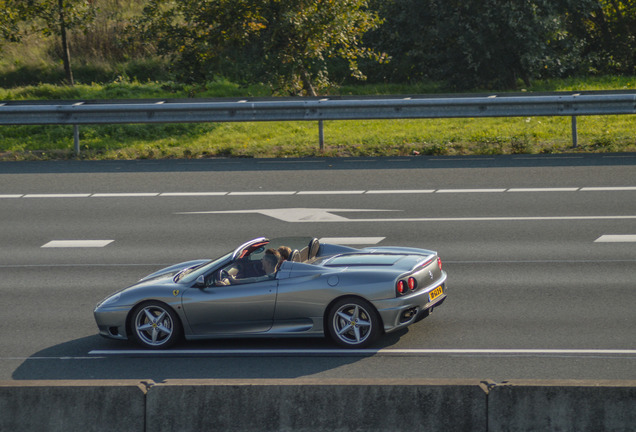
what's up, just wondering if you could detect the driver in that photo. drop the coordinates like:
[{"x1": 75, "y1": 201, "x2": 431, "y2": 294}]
[
  {"x1": 261, "y1": 251, "x2": 280, "y2": 275},
  {"x1": 216, "y1": 249, "x2": 281, "y2": 286}
]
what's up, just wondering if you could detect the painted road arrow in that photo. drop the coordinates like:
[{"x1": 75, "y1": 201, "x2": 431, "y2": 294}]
[{"x1": 177, "y1": 208, "x2": 397, "y2": 222}]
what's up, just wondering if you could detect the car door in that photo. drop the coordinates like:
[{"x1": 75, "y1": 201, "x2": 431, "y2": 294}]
[{"x1": 182, "y1": 278, "x2": 278, "y2": 335}]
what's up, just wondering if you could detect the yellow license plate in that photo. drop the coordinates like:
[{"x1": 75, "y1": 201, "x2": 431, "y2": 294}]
[{"x1": 429, "y1": 285, "x2": 443, "y2": 302}]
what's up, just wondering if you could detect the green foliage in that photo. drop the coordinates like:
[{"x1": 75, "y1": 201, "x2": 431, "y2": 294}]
[
  {"x1": 366, "y1": 0, "x2": 635, "y2": 89},
  {"x1": 257, "y1": 0, "x2": 386, "y2": 95},
  {"x1": 1, "y1": 4, "x2": 634, "y2": 94},
  {"x1": 562, "y1": 0, "x2": 636, "y2": 75},
  {"x1": 369, "y1": 0, "x2": 560, "y2": 88},
  {"x1": 0, "y1": 0, "x2": 635, "y2": 92},
  {"x1": 0, "y1": 1, "x2": 22, "y2": 44},
  {"x1": 134, "y1": 0, "x2": 384, "y2": 95},
  {"x1": 17, "y1": 0, "x2": 95, "y2": 35},
  {"x1": 7, "y1": 0, "x2": 98, "y2": 84}
]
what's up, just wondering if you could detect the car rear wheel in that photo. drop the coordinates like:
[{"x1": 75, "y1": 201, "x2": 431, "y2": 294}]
[
  {"x1": 327, "y1": 297, "x2": 381, "y2": 348},
  {"x1": 130, "y1": 301, "x2": 181, "y2": 349}
]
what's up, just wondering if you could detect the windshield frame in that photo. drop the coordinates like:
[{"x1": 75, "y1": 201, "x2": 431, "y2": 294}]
[{"x1": 175, "y1": 252, "x2": 233, "y2": 284}]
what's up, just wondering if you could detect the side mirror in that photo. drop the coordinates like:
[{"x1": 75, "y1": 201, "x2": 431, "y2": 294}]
[{"x1": 195, "y1": 275, "x2": 206, "y2": 287}]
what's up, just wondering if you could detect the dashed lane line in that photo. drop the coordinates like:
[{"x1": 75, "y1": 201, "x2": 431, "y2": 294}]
[
  {"x1": 319, "y1": 237, "x2": 385, "y2": 245},
  {"x1": 3, "y1": 186, "x2": 636, "y2": 199},
  {"x1": 595, "y1": 235, "x2": 636, "y2": 243},
  {"x1": 41, "y1": 240, "x2": 114, "y2": 248}
]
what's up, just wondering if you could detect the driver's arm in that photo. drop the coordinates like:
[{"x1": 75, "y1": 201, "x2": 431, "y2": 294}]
[{"x1": 214, "y1": 265, "x2": 240, "y2": 286}]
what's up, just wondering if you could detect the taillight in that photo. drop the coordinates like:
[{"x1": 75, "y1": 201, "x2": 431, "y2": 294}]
[
  {"x1": 396, "y1": 280, "x2": 407, "y2": 295},
  {"x1": 437, "y1": 257, "x2": 442, "y2": 270},
  {"x1": 408, "y1": 277, "x2": 417, "y2": 290}
]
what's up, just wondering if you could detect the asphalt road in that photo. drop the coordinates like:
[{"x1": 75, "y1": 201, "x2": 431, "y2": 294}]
[{"x1": 1, "y1": 154, "x2": 635, "y2": 381}]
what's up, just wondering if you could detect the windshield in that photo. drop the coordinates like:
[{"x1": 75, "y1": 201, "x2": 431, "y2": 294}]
[{"x1": 175, "y1": 252, "x2": 232, "y2": 284}]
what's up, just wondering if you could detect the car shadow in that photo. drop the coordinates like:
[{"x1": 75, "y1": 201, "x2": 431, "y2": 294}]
[{"x1": 11, "y1": 329, "x2": 410, "y2": 381}]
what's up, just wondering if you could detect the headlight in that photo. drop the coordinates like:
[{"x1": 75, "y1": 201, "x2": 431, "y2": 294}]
[{"x1": 97, "y1": 293, "x2": 121, "y2": 308}]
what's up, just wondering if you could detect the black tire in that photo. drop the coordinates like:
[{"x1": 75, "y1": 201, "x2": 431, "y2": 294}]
[
  {"x1": 326, "y1": 297, "x2": 381, "y2": 348},
  {"x1": 129, "y1": 301, "x2": 182, "y2": 349}
]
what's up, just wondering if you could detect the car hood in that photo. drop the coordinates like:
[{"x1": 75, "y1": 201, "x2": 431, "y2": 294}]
[
  {"x1": 96, "y1": 271, "x2": 184, "y2": 309},
  {"x1": 138, "y1": 259, "x2": 209, "y2": 282}
]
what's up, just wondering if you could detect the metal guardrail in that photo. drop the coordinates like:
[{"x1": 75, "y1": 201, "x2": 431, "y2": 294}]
[{"x1": 1, "y1": 92, "x2": 634, "y2": 153}]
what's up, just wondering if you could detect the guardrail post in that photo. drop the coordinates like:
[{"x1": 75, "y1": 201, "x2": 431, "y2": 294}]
[
  {"x1": 318, "y1": 120, "x2": 324, "y2": 151},
  {"x1": 571, "y1": 116, "x2": 578, "y2": 148},
  {"x1": 73, "y1": 125, "x2": 80, "y2": 155}
]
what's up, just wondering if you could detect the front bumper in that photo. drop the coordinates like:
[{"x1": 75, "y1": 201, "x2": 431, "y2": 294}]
[
  {"x1": 94, "y1": 307, "x2": 131, "y2": 340},
  {"x1": 373, "y1": 276, "x2": 447, "y2": 333}
]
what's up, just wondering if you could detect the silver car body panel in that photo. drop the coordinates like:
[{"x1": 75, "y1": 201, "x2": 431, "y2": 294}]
[{"x1": 94, "y1": 236, "x2": 447, "y2": 343}]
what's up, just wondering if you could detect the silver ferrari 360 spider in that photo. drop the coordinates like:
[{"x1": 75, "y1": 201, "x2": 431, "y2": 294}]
[{"x1": 94, "y1": 236, "x2": 447, "y2": 349}]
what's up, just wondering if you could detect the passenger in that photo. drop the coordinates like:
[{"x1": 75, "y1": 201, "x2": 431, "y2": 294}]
[
  {"x1": 277, "y1": 246, "x2": 292, "y2": 261},
  {"x1": 265, "y1": 248, "x2": 282, "y2": 265}
]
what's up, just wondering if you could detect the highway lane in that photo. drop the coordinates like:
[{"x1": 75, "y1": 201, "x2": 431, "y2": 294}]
[{"x1": 1, "y1": 155, "x2": 635, "y2": 381}]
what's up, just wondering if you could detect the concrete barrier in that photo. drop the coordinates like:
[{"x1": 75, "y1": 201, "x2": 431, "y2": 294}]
[
  {"x1": 0, "y1": 380, "x2": 148, "y2": 432},
  {"x1": 2, "y1": 379, "x2": 636, "y2": 431},
  {"x1": 488, "y1": 379, "x2": 636, "y2": 432},
  {"x1": 145, "y1": 379, "x2": 487, "y2": 432}
]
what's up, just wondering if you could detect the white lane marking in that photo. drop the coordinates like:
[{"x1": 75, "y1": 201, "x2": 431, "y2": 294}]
[
  {"x1": 435, "y1": 189, "x2": 507, "y2": 193},
  {"x1": 91, "y1": 193, "x2": 159, "y2": 197},
  {"x1": 229, "y1": 191, "x2": 296, "y2": 196},
  {"x1": 507, "y1": 188, "x2": 579, "y2": 192},
  {"x1": 3, "y1": 187, "x2": 636, "y2": 198},
  {"x1": 0, "y1": 263, "x2": 168, "y2": 268},
  {"x1": 595, "y1": 235, "x2": 636, "y2": 243},
  {"x1": 341, "y1": 216, "x2": 636, "y2": 222},
  {"x1": 319, "y1": 237, "x2": 385, "y2": 245},
  {"x1": 41, "y1": 240, "x2": 114, "y2": 248},
  {"x1": 297, "y1": 190, "x2": 366, "y2": 195},
  {"x1": 23, "y1": 193, "x2": 91, "y2": 198},
  {"x1": 87, "y1": 348, "x2": 636, "y2": 357},
  {"x1": 581, "y1": 187, "x2": 636, "y2": 191},
  {"x1": 179, "y1": 208, "x2": 636, "y2": 223},
  {"x1": 160, "y1": 192, "x2": 228, "y2": 197},
  {"x1": 446, "y1": 259, "x2": 636, "y2": 264},
  {"x1": 366, "y1": 190, "x2": 435, "y2": 194}
]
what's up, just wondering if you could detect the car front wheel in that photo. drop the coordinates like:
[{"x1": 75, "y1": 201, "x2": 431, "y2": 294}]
[
  {"x1": 327, "y1": 297, "x2": 381, "y2": 348},
  {"x1": 130, "y1": 301, "x2": 181, "y2": 349}
]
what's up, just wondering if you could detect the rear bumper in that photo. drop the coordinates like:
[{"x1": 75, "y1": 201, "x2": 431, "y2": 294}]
[{"x1": 373, "y1": 275, "x2": 447, "y2": 333}]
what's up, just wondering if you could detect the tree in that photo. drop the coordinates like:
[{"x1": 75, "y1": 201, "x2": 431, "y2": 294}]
[
  {"x1": 364, "y1": 0, "x2": 442, "y2": 83},
  {"x1": 368, "y1": 0, "x2": 610, "y2": 89},
  {"x1": 16, "y1": 0, "x2": 96, "y2": 85},
  {"x1": 0, "y1": 0, "x2": 23, "y2": 44},
  {"x1": 564, "y1": 0, "x2": 635, "y2": 74},
  {"x1": 136, "y1": 0, "x2": 385, "y2": 95},
  {"x1": 439, "y1": 0, "x2": 565, "y2": 88},
  {"x1": 258, "y1": 0, "x2": 386, "y2": 95}
]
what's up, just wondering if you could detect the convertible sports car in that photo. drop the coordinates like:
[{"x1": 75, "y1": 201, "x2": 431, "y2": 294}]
[{"x1": 94, "y1": 236, "x2": 447, "y2": 349}]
